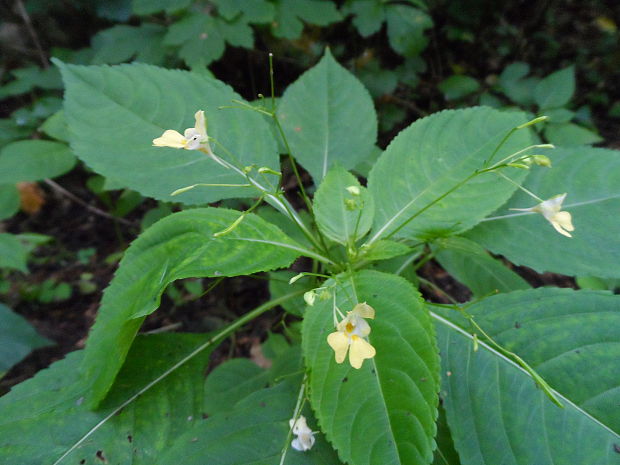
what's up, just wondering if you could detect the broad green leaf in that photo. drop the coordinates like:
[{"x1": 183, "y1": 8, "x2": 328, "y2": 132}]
[
  {"x1": 314, "y1": 165, "x2": 374, "y2": 244},
  {"x1": 164, "y1": 15, "x2": 226, "y2": 67},
  {"x1": 543, "y1": 107, "x2": 575, "y2": 124},
  {"x1": 433, "y1": 288, "x2": 620, "y2": 464},
  {"x1": 386, "y1": 4, "x2": 432, "y2": 57},
  {"x1": 368, "y1": 107, "x2": 531, "y2": 242},
  {"x1": 91, "y1": 24, "x2": 168, "y2": 65},
  {"x1": 157, "y1": 379, "x2": 343, "y2": 465},
  {"x1": 132, "y1": 0, "x2": 191, "y2": 15},
  {"x1": 271, "y1": 0, "x2": 341, "y2": 39},
  {"x1": 0, "y1": 333, "x2": 217, "y2": 465},
  {"x1": 0, "y1": 304, "x2": 52, "y2": 377},
  {"x1": 303, "y1": 270, "x2": 439, "y2": 465},
  {"x1": 278, "y1": 49, "x2": 377, "y2": 183},
  {"x1": 432, "y1": 404, "x2": 461, "y2": 465},
  {"x1": 544, "y1": 122, "x2": 603, "y2": 146},
  {"x1": 454, "y1": 288, "x2": 620, "y2": 432},
  {"x1": 534, "y1": 66, "x2": 575, "y2": 110},
  {"x1": 467, "y1": 147, "x2": 620, "y2": 277},
  {"x1": 0, "y1": 233, "x2": 30, "y2": 272},
  {"x1": 438, "y1": 75, "x2": 480, "y2": 101},
  {"x1": 0, "y1": 140, "x2": 76, "y2": 184},
  {"x1": 58, "y1": 61, "x2": 279, "y2": 204},
  {"x1": 345, "y1": 0, "x2": 386, "y2": 37},
  {"x1": 80, "y1": 208, "x2": 302, "y2": 407},
  {"x1": 433, "y1": 236, "x2": 530, "y2": 297},
  {"x1": 40, "y1": 110, "x2": 70, "y2": 142},
  {"x1": 0, "y1": 184, "x2": 19, "y2": 221}
]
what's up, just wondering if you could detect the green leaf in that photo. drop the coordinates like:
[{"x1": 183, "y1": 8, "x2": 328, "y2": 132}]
[
  {"x1": 498, "y1": 62, "x2": 537, "y2": 106},
  {"x1": 0, "y1": 119, "x2": 31, "y2": 147},
  {"x1": 433, "y1": 288, "x2": 620, "y2": 464},
  {"x1": 432, "y1": 404, "x2": 461, "y2": 465},
  {"x1": 157, "y1": 379, "x2": 343, "y2": 465},
  {"x1": 543, "y1": 107, "x2": 575, "y2": 124},
  {"x1": 303, "y1": 270, "x2": 439, "y2": 465},
  {"x1": 345, "y1": 0, "x2": 386, "y2": 37},
  {"x1": 80, "y1": 208, "x2": 302, "y2": 407},
  {"x1": 386, "y1": 4, "x2": 432, "y2": 57},
  {"x1": 314, "y1": 165, "x2": 374, "y2": 244},
  {"x1": 0, "y1": 233, "x2": 30, "y2": 272},
  {"x1": 360, "y1": 239, "x2": 412, "y2": 261},
  {"x1": 368, "y1": 107, "x2": 532, "y2": 241},
  {"x1": 544, "y1": 122, "x2": 603, "y2": 146},
  {"x1": 0, "y1": 304, "x2": 52, "y2": 377},
  {"x1": 433, "y1": 236, "x2": 530, "y2": 297},
  {"x1": 466, "y1": 147, "x2": 620, "y2": 277},
  {"x1": 217, "y1": 16, "x2": 254, "y2": 48},
  {"x1": 212, "y1": 0, "x2": 274, "y2": 23},
  {"x1": 0, "y1": 184, "x2": 19, "y2": 221},
  {"x1": 163, "y1": 14, "x2": 226, "y2": 68},
  {"x1": 91, "y1": 24, "x2": 168, "y2": 65},
  {"x1": 132, "y1": 0, "x2": 191, "y2": 15},
  {"x1": 271, "y1": 0, "x2": 341, "y2": 39},
  {"x1": 58, "y1": 61, "x2": 279, "y2": 204},
  {"x1": 534, "y1": 66, "x2": 575, "y2": 110},
  {"x1": 278, "y1": 49, "x2": 377, "y2": 183},
  {"x1": 438, "y1": 75, "x2": 480, "y2": 100},
  {"x1": 40, "y1": 110, "x2": 70, "y2": 142},
  {"x1": 0, "y1": 333, "x2": 218, "y2": 464},
  {"x1": 0, "y1": 140, "x2": 76, "y2": 184},
  {"x1": 0, "y1": 66, "x2": 62, "y2": 99}
]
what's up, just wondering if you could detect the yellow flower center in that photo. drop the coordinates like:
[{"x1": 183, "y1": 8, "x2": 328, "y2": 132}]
[{"x1": 345, "y1": 322, "x2": 354, "y2": 334}]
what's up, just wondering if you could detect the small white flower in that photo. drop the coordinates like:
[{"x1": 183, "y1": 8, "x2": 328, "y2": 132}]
[
  {"x1": 512, "y1": 193, "x2": 575, "y2": 237},
  {"x1": 289, "y1": 415, "x2": 315, "y2": 452},
  {"x1": 152, "y1": 110, "x2": 208, "y2": 150}
]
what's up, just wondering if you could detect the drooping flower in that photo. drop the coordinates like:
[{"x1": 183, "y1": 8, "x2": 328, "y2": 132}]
[
  {"x1": 512, "y1": 193, "x2": 575, "y2": 237},
  {"x1": 152, "y1": 110, "x2": 208, "y2": 150},
  {"x1": 327, "y1": 302, "x2": 376, "y2": 369},
  {"x1": 289, "y1": 415, "x2": 315, "y2": 452}
]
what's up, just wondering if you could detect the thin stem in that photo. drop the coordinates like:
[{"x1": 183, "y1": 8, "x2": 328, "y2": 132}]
[
  {"x1": 279, "y1": 375, "x2": 308, "y2": 465},
  {"x1": 495, "y1": 171, "x2": 544, "y2": 202}
]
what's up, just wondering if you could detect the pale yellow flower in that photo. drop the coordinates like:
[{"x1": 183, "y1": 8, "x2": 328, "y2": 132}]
[
  {"x1": 512, "y1": 193, "x2": 575, "y2": 237},
  {"x1": 327, "y1": 302, "x2": 376, "y2": 369},
  {"x1": 153, "y1": 110, "x2": 208, "y2": 150}
]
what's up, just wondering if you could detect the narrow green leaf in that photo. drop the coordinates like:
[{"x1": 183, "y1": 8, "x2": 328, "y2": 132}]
[
  {"x1": 314, "y1": 165, "x2": 375, "y2": 244},
  {"x1": 57, "y1": 61, "x2": 279, "y2": 204},
  {"x1": 433, "y1": 288, "x2": 620, "y2": 464},
  {"x1": 368, "y1": 107, "x2": 532, "y2": 241},
  {"x1": 0, "y1": 333, "x2": 217, "y2": 465},
  {"x1": 80, "y1": 208, "x2": 301, "y2": 407},
  {"x1": 0, "y1": 304, "x2": 52, "y2": 377},
  {"x1": 361, "y1": 239, "x2": 412, "y2": 261},
  {"x1": 278, "y1": 49, "x2": 377, "y2": 183},
  {"x1": 467, "y1": 147, "x2": 620, "y2": 277},
  {"x1": 0, "y1": 140, "x2": 76, "y2": 184},
  {"x1": 534, "y1": 66, "x2": 575, "y2": 110},
  {"x1": 433, "y1": 236, "x2": 530, "y2": 297},
  {"x1": 303, "y1": 270, "x2": 439, "y2": 465}
]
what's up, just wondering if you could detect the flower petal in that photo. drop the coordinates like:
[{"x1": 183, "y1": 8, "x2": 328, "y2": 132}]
[
  {"x1": 352, "y1": 302, "x2": 375, "y2": 319},
  {"x1": 554, "y1": 211, "x2": 574, "y2": 231},
  {"x1": 327, "y1": 331, "x2": 349, "y2": 364},
  {"x1": 348, "y1": 336, "x2": 376, "y2": 369},
  {"x1": 152, "y1": 130, "x2": 185, "y2": 148},
  {"x1": 194, "y1": 110, "x2": 207, "y2": 137}
]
